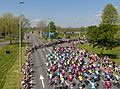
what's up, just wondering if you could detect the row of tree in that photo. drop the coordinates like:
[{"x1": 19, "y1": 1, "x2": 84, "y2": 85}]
[
  {"x1": 36, "y1": 20, "x2": 58, "y2": 39},
  {"x1": 36, "y1": 20, "x2": 88, "y2": 39},
  {"x1": 0, "y1": 13, "x2": 30, "y2": 44}
]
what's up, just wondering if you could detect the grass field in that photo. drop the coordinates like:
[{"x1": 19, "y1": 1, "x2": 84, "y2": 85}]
[
  {"x1": 0, "y1": 44, "x2": 26, "y2": 89},
  {"x1": 57, "y1": 32, "x2": 80, "y2": 39},
  {"x1": 76, "y1": 43, "x2": 120, "y2": 65}
]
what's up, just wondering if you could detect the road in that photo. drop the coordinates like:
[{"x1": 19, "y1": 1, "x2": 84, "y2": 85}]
[
  {"x1": 30, "y1": 34, "x2": 53, "y2": 89},
  {"x1": 0, "y1": 41, "x2": 9, "y2": 47},
  {"x1": 30, "y1": 34, "x2": 120, "y2": 89}
]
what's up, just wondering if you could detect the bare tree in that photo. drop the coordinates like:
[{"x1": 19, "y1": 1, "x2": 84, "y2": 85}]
[
  {"x1": 36, "y1": 20, "x2": 47, "y2": 31},
  {"x1": 36, "y1": 20, "x2": 47, "y2": 37}
]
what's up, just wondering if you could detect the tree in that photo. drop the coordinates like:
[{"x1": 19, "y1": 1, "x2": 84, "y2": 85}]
[
  {"x1": 101, "y1": 4, "x2": 119, "y2": 25},
  {"x1": 0, "y1": 13, "x2": 19, "y2": 44},
  {"x1": 21, "y1": 15, "x2": 31, "y2": 29},
  {"x1": 20, "y1": 15, "x2": 31, "y2": 43},
  {"x1": 0, "y1": 17, "x2": 6, "y2": 37},
  {"x1": 36, "y1": 20, "x2": 47, "y2": 30},
  {"x1": 43, "y1": 21, "x2": 57, "y2": 38},
  {"x1": 87, "y1": 4, "x2": 119, "y2": 55},
  {"x1": 115, "y1": 25, "x2": 120, "y2": 44},
  {"x1": 87, "y1": 24, "x2": 118, "y2": 55},
  {"x1": 80, "y1": 26, "x2": 88, "y2": 37},
  {"x1": 87, "y1": 25, "x2": 99, "y2": 47},
  {"x1": 36, "y1": 20, "x2": 47, "y2": 37},
  {"x1": 0, "y1": 13, "x2": 30, "y2": 44},
  {"x1": 49, "y1": 22, "x2": 57, "y2": 32}
]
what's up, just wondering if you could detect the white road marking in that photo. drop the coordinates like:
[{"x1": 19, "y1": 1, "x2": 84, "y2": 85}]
[
  {"x1": 101, "y1": 79, "x2": 105, "y2": 82},
  {"x1": 40, "y1": 75, "x2": 45, "y2": 88},
  {"x1": 46, "y1": 48, "x2": 51, "y2": 52}
]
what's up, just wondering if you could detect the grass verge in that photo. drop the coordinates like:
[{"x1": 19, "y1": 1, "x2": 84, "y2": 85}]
[
  {"x1": 76, "y1": 43, "x2": 120, "y2": 65},
  {"x1": 0, "y1": 44, "x2": 26, "y2": 89}
]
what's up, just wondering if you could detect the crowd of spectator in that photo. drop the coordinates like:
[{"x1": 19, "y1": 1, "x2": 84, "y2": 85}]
[
  {"x1": 33, "y1": 38, "x2": 87, "y2": 50},
  {"x1": 21, "y1": 46, "x2": 34, "y2": 89}
]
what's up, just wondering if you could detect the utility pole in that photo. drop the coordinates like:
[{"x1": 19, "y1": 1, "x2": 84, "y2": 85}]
[
  {"x1": 48, "y1": 18, "x2": 51, "y2": 42},
  {"x1": 19, "y1": 0, "x2": 24, "y2": 71}
]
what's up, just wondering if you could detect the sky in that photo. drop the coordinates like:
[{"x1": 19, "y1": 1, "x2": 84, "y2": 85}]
[{"x1": 0, "y1": 0, "x2": 120, "y2": 27}]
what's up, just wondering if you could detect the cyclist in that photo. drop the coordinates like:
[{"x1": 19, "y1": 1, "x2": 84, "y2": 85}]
[
  {"x1": 104, "y1": 78, "x2": 111, "y2": 89},
  {"x1": 68, "y1": 73, "x2": 73, "y2": 82},
  {"x1": 89, "y1": 79, "x2": 96, "y2": 89}
]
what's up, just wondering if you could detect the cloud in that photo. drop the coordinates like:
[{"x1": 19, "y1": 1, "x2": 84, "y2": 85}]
[
  {"x1": 115, "y1": 6, "x2": 118, "y2": 9},
  {"x1": 95, "y1": 12, "x2": 102, "y2": 17},
  {"x1": 95, "y1": 13, "x2": 102, "y2": 17},
  {"x1": 33, "y1": 19, "x2": 40, "y2": 22}
]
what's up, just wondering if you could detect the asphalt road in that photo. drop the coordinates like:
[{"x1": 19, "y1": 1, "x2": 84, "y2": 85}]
[
  {"x1": 0, "y1": 41, "x2": 9, "y2": 47},
  {"x1": 30, "y1": 34, "x2": 53, "y2": 89},
  {"x1": 29, "y1": 34, "x2": 120, "y2": 89}
]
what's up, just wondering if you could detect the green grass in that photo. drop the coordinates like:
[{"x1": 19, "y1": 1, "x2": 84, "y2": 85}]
[
  {"x1": 39, "y1": 37, "x2": 48, "y2": 43},
  {"x1": 0, "y1": 45, "x2": 18, "y2": 89},
  {"x1": 0, "y1": 37, "x2": 10, "y2": 43},
  {"x1": 58, "y1": 32, "x2": 80, "y2": 39},
  {"x1": 0, "y1": 44, "x2": 26, "y2": 89},
  {"x1": 57, "y1": 32, "x2": 64, "y2": 38},
  {"x1": 76, "y1": 43, "x2": 120, "y2": 65},
  {"x1": 0, "y1": 40, "x2": 8, "y2": 43}
]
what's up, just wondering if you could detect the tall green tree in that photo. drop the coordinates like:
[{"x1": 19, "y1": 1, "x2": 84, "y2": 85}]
[
  {"x1": 87, "y1": 25, "x2": 99, "y2": 47},
  {"x1": 0, "y1": 13, "x2": 19, "y2": 44},
  {"x1": 115, "y1": 25, "x2": 120, "y2": 41},
  {"x1": 49, "y1": 22, "x2": 57, "y2": 32},
  {"x1": 0, "y1": 13, "x2": 30, "y2": 44},
  {"x1": 87, "y1": 4, "x2": 119, "y2": 55},
  {"x1": 43, "y1": 21, "x2": 57, "y2": 38},
  {"x1": 101, "y1": 4, "x2": 119, "y2": 25}
]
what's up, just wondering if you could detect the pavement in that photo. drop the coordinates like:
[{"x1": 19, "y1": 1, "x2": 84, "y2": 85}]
[{"x1": 29, "y1": 33, "x2": 120, "y2": 89}]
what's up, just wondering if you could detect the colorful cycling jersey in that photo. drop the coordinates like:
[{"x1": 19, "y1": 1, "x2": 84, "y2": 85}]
[
  {"x1": 106, "y1": 74, "x2": 110, "y2": 79},
  {"x1": 78, "y1": 76, "x2": 83, "y2": 81},
  {"x1": 56, "y1": 71, "x2": 60, "y2": 76},
  {"x1": 49, "y1": 74, "x2": 52, "y2": 79},
  {"x1": 68, "y1": 74, "x2": 73, "y2": 81},
  {"x1": 95, "y1": 70, "x2": 99, "y2": 75},
  {"x1": 61, "y1": 70, "x2": 65, "y2": 76},
  {"x1": 92, "y1": 75, "x2": 97, "y2": 79},
  {"x1": 114, "y1": 75, "x2": 119, "y2": 80},
  {"x1": 61, "y1": 77, "x2": 64, "y2": 83},
  {"x1": 105, "y1": 80, "x2": 111, "y2": 88},
  {"x1": 84, "y1": 72, "x2": 88, "y2": 76},
  {"x1": 90, "y1": 81, "x2": 95, "y2": 89},
  {"x1": 68, "y1": 68, "x2": 72, "y2": 72},
  {"x1": 88, "y1": 70, "x2": 92, "y2": 73}
]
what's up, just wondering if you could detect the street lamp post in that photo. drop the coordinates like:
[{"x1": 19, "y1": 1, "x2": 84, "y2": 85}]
[
  {"x1": 48, "y1": 18, "x2": 51, "y2": 42},
  {"x1": 19, "y1": 0, "x2": 24, "y2": 71},
  {"x1": 48, "y1": 18, "x2": 51, "y2": 39},
  {"x1": 75, "y1": 19, "x2": 80, "y2": 38}
]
